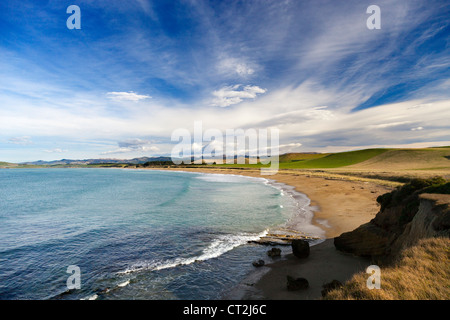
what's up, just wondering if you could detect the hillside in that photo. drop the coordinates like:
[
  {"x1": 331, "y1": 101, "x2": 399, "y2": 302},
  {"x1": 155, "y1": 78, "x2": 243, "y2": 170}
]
[
  {"x1": 279, "y1": 148, "x2": 390, "y2": 169},
  {"x1": 213, "y1": 147, "x2": 449, "y2": 170},
  {"x1": 205, "y1": 146, "x2": 450, "y2": 181},
  {"x1": 278, "y1": 153, "x2": 328, "y2": 162},
  {"x1": 347, "y1": 147, "x2": 450, "y2": 171},
  {"x1": 278, "y1": 147, "x2": 450, "y2": 171},
  {"x1": 0, "y1": 162, "x2": 17, "y2": 168},
  {"x1": 20, "y1": 156, "x2": 173, "y2": 166}
]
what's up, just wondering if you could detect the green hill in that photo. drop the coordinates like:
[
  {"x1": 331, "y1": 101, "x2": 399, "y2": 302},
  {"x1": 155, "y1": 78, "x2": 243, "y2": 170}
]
[
  {"x1": 279, "y1": 148, "x2": 390, "y2": 169},
  {"x1": 347, "y1": 147, "x2": 450, "y2": 171},
  {"x1": 0, "y1": 162, "x2": 15, "y2": 167},
  {"x1": 278, "y1": 152, "x2": 329, "y2": 162},
  {"x1": 211, "y1": 146, "x2": 450, "y2": 177}
]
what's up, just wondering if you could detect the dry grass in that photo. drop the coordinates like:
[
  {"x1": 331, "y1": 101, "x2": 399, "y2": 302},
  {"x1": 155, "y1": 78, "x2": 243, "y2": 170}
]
[
  {"x1": 278, "y1": 169, "x2": 403, "y2": 188},
  {"x1": 348, "y1": 148, "x2": 450, "y2": 171},
  {"x1": 324, "y1": 237, "x2": 450, "y2": 300}
]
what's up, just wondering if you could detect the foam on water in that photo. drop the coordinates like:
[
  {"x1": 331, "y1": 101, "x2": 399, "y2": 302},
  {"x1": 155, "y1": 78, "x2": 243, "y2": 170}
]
[
  {"x1": 117, "y1": 280, "x2": 130, "y2": 287},
  {"x1": 118, "y1": 229, "x2": 269, "y2": 275},
  {"x1": 195, "y1": 172, "x2": 269, "y2": 185}
]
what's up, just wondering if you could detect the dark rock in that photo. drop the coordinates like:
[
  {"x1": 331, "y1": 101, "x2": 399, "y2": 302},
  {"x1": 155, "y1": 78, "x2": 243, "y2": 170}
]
[
  {"x1": 286, "y1": 276, "x2": 309, "y2": 291},
  {"x1": 291, "y1": 239, "x2": 310, "y2": 259},
  {"x1": 252, "y1": 259, "x2": 265, "y2": 267},
  {"x1": 267, "y1": 247, "x2": 281, "y2": 257},
  {"x1": 334, "y1": 222, "x2": 390, "y2": 257},
  {"x1": 321, "y1": 280, "x2": 343, "y2": 297}
]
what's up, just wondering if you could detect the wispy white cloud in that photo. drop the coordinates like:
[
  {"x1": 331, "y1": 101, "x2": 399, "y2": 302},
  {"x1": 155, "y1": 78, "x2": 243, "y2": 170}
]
[
  {"x1": 106, "y1": 91, "x2": 152, "y2": 102},
  {"x1": 216, "y1": 57, "x2": 257, "y2": 78},
  {"x1": 211, "y1": 85, "x2": 266, "y2": 107},
  {"x1": 44, "y1": 148, "x2": 67, "y2": 153},
  {"x1": 368, "y1": 121, "x2": 412, "y2": 129},
  {"x1": 101, "y1": 138, "x2": 159, "y2": 155},
  {"x1": 279, "y1": 142, "x2": 303, "y2": 153},
  {"x1": 8, "y1": 136, "x2": 33, "y2": 145}
]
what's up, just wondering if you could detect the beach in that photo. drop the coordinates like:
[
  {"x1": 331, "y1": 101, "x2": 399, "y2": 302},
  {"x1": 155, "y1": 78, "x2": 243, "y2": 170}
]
[{"x1": 155, "y1": 167, "x2": 392, "y2": 300}]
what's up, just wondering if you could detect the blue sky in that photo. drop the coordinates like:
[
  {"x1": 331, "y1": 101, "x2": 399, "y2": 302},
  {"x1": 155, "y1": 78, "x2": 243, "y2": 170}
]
[{"x1": 0, "y1": 0, "x2": 449, "y2": 162}]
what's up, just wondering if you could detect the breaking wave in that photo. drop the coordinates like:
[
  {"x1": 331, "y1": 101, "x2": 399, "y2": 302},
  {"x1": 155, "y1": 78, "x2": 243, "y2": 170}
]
[{"x1": 118, "y1": 230, "x2": 268, "y2": 275}]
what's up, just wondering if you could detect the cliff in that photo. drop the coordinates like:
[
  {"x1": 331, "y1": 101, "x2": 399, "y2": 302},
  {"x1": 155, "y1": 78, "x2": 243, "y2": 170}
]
[{"x1": 334, "y1": 178, "x2": 450, "y2": 259}]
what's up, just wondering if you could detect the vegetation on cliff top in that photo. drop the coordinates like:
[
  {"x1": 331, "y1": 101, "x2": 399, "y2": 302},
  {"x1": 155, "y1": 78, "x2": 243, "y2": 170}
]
[
  {"x1": 376, "y1": 177, "x2": 449, "y2": 226},
  {"x1": 324, "y1": 237, "x2": 450, "y2": 300}
]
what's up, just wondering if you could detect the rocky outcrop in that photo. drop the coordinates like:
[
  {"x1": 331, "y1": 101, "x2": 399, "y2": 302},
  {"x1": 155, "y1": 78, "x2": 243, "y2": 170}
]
[
  {"x1": 252, "y1": 259, "x2": 265, "y2": 267},
  {"x1": 334, "y1": 178, "x2": 450, "y2": 259},
  {"x1": 334, "y1": 222, "x2": 390, "y2": 257},
  {"x1": 267, "y1": 248, "x2": 281, "y2": 257},
  {"x1": 286, "y1": 276, "x2": 309, "y2": 291},
  {"x1": 291, "y1": 239, "x2": 310, "y2": 259}
]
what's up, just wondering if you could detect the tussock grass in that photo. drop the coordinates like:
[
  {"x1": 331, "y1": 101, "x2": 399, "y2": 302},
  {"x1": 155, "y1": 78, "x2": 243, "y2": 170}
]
[{"x1": 324, "y1": 237, "x2": 450, "y2": 300}]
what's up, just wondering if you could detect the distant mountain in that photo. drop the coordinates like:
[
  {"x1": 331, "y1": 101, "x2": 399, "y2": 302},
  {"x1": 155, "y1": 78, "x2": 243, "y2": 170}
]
[{"x1": 21, "y1": 156, "x2": 174, "y2": 166}]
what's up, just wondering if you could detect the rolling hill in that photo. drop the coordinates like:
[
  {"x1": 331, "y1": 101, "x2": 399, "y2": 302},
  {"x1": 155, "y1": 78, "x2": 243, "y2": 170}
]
[
  {"x1": 346, "y1": 147, "x2": 450, "y2": 171},
  {"x1": 279, "y1": 148, "x2": 390, "y2": 169},
  {"x1": 1, "y1": 147, "x2": 449, "y2": 179},
  {"x1": 208, "y1": 146, "x2": 450, "y2": 180}
]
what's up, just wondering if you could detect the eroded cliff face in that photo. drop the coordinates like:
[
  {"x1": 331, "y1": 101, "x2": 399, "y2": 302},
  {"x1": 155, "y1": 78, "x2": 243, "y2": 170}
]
[
  {"x1": 334, "y1": 189, "x2": 450, "y2": 259},
  {"x1": 390, "y1": 194, "x2": 450, "y2": 254}
]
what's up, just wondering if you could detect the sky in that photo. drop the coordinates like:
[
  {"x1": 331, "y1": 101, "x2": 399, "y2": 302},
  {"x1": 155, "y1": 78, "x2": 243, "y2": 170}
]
[{"x1": 0, "y1": 0, "x2": 449, "y2": 162}]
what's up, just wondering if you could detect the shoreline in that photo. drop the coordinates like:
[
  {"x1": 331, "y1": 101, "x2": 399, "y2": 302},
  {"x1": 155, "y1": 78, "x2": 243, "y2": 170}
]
[
  {"x1": 151, "y1": 167, "x2": 392, "y2": 237},
  {"x1": 150, "y1": 167, "x2": 392, "y2": 299}
]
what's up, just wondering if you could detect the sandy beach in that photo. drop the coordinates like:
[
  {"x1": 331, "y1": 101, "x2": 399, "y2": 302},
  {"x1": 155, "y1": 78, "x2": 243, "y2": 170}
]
[{"x1": 155, "y1": 167, "x2": 393, "y2": 300}]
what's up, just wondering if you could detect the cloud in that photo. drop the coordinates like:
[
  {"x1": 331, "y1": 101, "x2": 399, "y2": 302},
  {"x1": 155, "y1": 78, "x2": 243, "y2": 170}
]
[
  {"x1": 44, "y1": 148, "x2": 67, "y2": 153},
  {"x1": 217, "y1": 57, "x2": 257, "y2": 77},
  {"x1": 106, "y1": 91, "x2": 151, "y2": 102},
  {"x1": 101, "y1": 138, "x2": 159, "y2": 155},
  {"x1": 211, "y1": 85, "x2": 267, "y2": 107},
  {"x1": 1, "y1": 1, "x2": 449, "y2": 162},
  {"x1": 8, "y1": 136, "x2": 33, "y2": 145},
  {"x1": 279, "y1": 143, "x2": 303, "y2": 153},
  {"x1": 368, "y1": 121, "x2": 412, "y2": 129}
]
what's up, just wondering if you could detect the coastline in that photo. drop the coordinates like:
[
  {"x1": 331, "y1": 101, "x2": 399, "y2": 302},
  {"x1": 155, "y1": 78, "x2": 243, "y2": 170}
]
[
  {"x1": 152, "y1": 167, "x2": 392, "y2": 238},
  {"x1": 151, "y1": 167, "x2": 392, "y2": 300}
]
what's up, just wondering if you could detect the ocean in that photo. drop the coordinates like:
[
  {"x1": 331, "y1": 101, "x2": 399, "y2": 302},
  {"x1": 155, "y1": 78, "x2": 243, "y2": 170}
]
[{"x1": 0, "y1": 168, "x2": 323, "y2": 300}]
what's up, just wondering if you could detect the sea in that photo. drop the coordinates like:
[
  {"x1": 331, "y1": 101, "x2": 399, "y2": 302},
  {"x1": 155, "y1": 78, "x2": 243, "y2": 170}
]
[{"x1": 0, "y1": 168, "x2": 323, "y2": 300}]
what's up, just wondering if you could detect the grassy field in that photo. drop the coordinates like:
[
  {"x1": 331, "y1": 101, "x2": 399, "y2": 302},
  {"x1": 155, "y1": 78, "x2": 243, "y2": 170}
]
[
  {"x1": 204, "y1": 148, "x2": 389, "y2": 169},
  {"x1": 211, "y1": 147, "x2": 450, "y2": 169},
  {"x1": 278, "y1": 153, "x2": 329, "y2": 162},
  {"x1": 279, "y1": 148, "x2": 390, "y2": 168},
  {"x1": 206, "y1": 147, "x2": 450, "y2": 180},
  {"x1": 0, "y1": 162, "x2": 17, "y2": 167},
  {"x1": 346, "y1": 147, "x2": 450, "y2": 170}
]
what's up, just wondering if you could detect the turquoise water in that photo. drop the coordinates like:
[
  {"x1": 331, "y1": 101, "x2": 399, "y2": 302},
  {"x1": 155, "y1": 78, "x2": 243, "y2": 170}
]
[{"x1": 0, "y1": 168, "x2": 318, "y2": 300}]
